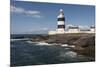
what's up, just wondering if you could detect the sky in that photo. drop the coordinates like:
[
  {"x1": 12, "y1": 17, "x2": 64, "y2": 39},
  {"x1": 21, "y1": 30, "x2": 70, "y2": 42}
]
[{"x1": 10, "y1": 0, "x2": 95, "y2": 34}]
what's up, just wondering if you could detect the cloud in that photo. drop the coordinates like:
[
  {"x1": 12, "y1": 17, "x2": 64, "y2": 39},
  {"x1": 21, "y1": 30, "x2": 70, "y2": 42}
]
[
  {"x1": 10, "y1": 5, "x2": 42, "y2": 18},
  {"x1": 66, "y1": 24, "x2": 75, "y2": 27},
  {"x1": 21, "y1": 27, "x2": 49, "y2": 34},
  {"x1": 25, "y1": 10, "x2": 40, "y2": 15},
  {"x1": 29, "y1": 27, "x2": 48, "y2": 32},
  {"x1": 66, "y1": 24, "x2": 90, "y2": 30},
  {"x1": 10, "y1": 5, "x2": 24, "y2": 13},
  {"x1": 42, "y1": 28, "x2": 48, "y2": 30},
  {"x1": 29, "y1": 14, "x2": 43, "y2": 18}
]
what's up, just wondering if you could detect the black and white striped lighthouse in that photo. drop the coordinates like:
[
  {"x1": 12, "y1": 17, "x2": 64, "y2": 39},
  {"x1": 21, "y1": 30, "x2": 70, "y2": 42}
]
[{"x1": 57, "y1": 9, "x2": 65, "y2": 33}]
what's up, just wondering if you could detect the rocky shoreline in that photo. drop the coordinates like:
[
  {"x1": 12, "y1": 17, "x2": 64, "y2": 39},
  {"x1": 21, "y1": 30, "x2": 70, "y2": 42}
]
[{"x1": 31, "y1": 33, "x2": 95, "y2": 60}]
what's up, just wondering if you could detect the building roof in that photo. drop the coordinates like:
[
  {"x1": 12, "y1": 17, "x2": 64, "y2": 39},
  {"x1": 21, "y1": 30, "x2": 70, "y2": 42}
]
[
  {"x1": 57, "y1": 9, "x2": 64, "y2": 18},
  {"x1": 80, "y1": 29, "x2": 90, "y2": 31},
  {"x1": 90, "y1": 26, "x2": 95, "y2": 28},
  {"x1": 68, "y1": 26, "x2": 79, "y2": 29},
  {"x1": 60, "y1": 9, "x2": 63, "y2": 12}
]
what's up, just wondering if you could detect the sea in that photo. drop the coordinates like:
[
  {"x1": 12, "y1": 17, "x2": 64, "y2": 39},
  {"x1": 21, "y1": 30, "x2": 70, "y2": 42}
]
[{"x1": 11, "y1": 34, "x2": 93, "y2": 66}]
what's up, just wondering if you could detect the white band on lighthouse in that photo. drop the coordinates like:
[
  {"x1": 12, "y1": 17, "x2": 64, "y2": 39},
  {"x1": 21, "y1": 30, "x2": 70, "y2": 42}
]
[{"x1": 58, "y1": 21, "x2": 65, "y2": 25}]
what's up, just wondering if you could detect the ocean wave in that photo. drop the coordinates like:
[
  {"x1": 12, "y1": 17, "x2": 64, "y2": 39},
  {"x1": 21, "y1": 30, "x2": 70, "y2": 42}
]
[
  {"x1": 65, "y1": 51, "x2": 77, "y2": 58},
  {"x1": 26, "y1": 41, "x2": 74, "y2": 47},
  {"x1": 37, "y1": 42, "x2": 51, "y2": 45},
  {"x1": 26, "y1": 41, "x2": 58, "y2": 46},
  {"x1": 60, "y1": 51, "x2": 77, "y2": 58},
  {"x1": 26, "y1": 41, "x2": 37, "y2": 44},
  {"x1": 11, "y1": 38, "x2": 29, "y2": 41},
  {"x1": 11, "y1": 39, "x2": 22, "y2": 41},
  {"x1": 61, "y1": 44, "x2": 68, "y2": 47}
]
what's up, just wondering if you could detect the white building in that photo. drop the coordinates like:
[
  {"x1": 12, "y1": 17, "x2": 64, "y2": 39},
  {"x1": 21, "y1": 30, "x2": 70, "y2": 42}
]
[
  {"x1": 90, "y1": 26, "x2": 95, "y2": 32},
  {"x1": 66, "y1": 26, "x2": 79, "y2": 33}
]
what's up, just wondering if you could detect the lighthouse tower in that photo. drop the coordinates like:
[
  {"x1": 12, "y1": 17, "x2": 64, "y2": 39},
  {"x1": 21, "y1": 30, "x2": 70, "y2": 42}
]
[{"x1": 56, "y1": 9, "x2": 65, "y2": 34}]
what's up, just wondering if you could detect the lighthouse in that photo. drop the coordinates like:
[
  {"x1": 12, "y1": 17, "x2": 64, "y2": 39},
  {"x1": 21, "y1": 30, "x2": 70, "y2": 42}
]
[{"x1": 56, "y1": 9, "x2": 65, "y2": 34}]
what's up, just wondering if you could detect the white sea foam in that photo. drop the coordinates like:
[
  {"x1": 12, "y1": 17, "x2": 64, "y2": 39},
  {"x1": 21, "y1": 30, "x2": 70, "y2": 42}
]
[
  {"x1": 60, "y1": 51, "x2": 77, "y2": 58},
  {"x1": 11, "y1": 38, "x2": 30, "y2": 42},
  {"x1": 61, "y1": 44, "x2": 68, "y2": 47},
  {"x1": 26, "y1": 41, "x2": 57, "y2": 46},
  {"x1": 65, "y1": 51, "x2": 77, "y2": 58},
  {"x1": 11, "y1": 39, "x2": 24, "y2": 41},
  {"x1": 26, "y1": 41, "x2": 72, "y2": 47},
  {"x1": 26, "y1": 41, "x2": 37, "y2": 44},
  {"x1": 68, "y1": 45, "x2": 75, "y2": 48},
  {"x1": 36, "y1": 42, "x2": 55, "y2": 46}
]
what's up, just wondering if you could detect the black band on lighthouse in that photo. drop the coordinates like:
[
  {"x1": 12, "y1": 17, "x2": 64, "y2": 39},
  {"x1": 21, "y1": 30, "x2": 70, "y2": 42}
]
[
  {"x1": 58, "y1": 17, "x2": 65, "y2": 21},
  {"x1": 58, "y1": 25, "x2": 65, "y2": 28}
]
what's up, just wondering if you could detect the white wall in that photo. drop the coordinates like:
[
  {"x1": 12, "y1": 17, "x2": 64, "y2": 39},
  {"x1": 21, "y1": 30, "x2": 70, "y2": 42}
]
[
  {"x1": 90, "y1": 28, "x2": 95, "y2": 32},
  {"x1": 67, "y1": 29, "x2": 79, "y2": 33},
  {"x1": 48, "y1": 28, "x2": 95, "y2": 35},
  {"x1": 58, "y1": 21, "x2": 65, "y2": 25},
  {"x1": 48, "y1": 31, "x2": 56, "y2": 35},
  {"x1": 56, "y1": 29, "x2": 65, "y2": 34}
]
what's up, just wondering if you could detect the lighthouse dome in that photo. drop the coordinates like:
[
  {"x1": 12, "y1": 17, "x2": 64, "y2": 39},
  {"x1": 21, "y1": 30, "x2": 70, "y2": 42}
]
[
  {"x1": 57, "y1": 9, "x2": 64, "y2": 18},
  {"x1": 60, "y1": 9, "x2": 63, "y2": 12}
]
